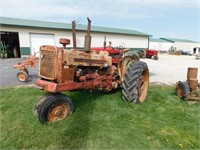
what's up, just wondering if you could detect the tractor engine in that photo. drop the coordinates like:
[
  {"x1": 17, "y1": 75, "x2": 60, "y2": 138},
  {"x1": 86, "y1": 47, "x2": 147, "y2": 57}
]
[{"x1": 35, "y1": 45, "x2": 118, "y2": 92}]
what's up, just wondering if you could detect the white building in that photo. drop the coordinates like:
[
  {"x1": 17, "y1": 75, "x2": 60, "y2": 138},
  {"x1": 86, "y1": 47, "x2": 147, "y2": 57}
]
[
  {"x1": 0, "y1": 17, "x2": 150, "y2": 58},
  {"x1": 149, "y1": 38, "x2": 173, "y2": 52},
  {"x1": 160, "y1": 38, "x2": 200, "y2": 54},
  {"x1": 149, "y1": 37, "x2": 200, "y2": 54}
]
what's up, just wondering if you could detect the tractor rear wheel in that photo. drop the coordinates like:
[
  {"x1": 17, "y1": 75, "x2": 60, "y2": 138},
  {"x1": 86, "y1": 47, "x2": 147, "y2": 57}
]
[
  {"x1": 122, "y1": 61, "x2": 149, "y2": 103},
  {"x1": 176, "y1": 81, "x2": 190, "y2": 100},
  {"x1": 17, "y1": 71, "x2": 28, "y2": 82},
  {"x1": 37, "y1": 93, "x2": 73, "y2": 124}
]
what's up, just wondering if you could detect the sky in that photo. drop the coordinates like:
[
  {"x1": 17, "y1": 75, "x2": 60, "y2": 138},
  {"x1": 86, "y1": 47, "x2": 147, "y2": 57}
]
[{"x1": 1, "y1": 0, "x2": 200, "y2": 42}]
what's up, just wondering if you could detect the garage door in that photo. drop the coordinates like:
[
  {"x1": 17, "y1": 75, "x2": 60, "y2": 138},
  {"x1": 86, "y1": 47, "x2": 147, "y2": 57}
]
[{"x1": 30, "y1": 33, "x2": 55, "y2": 55}]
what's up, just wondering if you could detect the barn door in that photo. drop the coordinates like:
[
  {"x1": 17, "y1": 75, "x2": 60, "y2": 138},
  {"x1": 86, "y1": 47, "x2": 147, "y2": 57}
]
[{"x1": 30, "y1": 33, "x2": 55, "y2": 56}]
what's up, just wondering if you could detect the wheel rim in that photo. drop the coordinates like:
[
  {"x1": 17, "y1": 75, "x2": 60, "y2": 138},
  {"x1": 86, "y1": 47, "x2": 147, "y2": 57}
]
[
  {"x1": 18, "y1": 73, "x2": 26, "y2": 81},
  {"x1": 47, "y1": 102, "x2": 70, "y2": 122},
  {"x1": 138, "y1": 69, "x2": 149, "y2": 102}
]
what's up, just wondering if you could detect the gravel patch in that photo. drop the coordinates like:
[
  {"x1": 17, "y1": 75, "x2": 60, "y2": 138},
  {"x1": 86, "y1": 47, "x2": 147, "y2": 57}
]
[
  {"x1": 0, "y1": 58, "x2": 39, "y2": 87},
  {"x1": 142, "y1": 54, "x2": 200, "y2": 85}
]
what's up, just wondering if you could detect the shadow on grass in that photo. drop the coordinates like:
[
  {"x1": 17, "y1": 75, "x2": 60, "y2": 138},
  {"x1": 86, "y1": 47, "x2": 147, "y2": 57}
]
[{"x1": 61, "y1": 90, "x2": 106, "y2": 149}]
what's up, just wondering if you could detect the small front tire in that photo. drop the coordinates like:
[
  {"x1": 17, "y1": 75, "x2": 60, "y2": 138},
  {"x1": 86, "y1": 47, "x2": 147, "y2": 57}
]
[
  {"x1": 33, "y1": 93, "x2": 52, "y2": 117},
  {"x1": 37, "y1": 93, "x2": 73, "y2": 124},
  {"x1": 176, "y1": 81, "x2": 190, "y2": 100},
  {"x1": 17, "y1": 71, "x2": 28, "y2": 82}
]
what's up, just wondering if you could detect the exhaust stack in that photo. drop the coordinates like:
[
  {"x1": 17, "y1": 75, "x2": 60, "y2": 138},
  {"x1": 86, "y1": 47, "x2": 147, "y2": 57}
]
[
  {"x1": 72, "y1": 20, "x2": 77, "y2": 50},
  {"x1": 104, "y1": 36, "x2": 107, "y2": 50},
  {"x1": 84, "y1": 18, "x2": 92, "y2": 52}
]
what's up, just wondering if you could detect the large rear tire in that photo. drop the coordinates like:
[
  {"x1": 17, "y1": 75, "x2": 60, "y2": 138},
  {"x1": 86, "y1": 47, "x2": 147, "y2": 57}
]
[
  {"x1": 122, "y1": 61, "x2": 149, "y2": 103},
  {"x1": 37, "y1": 93, "x2": 73, "y2": 124}
]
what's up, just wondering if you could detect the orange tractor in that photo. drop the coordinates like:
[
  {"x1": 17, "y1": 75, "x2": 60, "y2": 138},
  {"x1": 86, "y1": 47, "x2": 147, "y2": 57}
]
[
  {"x1": 13, "y1": 53, "x2": 38, "y2": 82},
  {"x1": 34, "y1": 18, "x2": 149, "y2": 124}
]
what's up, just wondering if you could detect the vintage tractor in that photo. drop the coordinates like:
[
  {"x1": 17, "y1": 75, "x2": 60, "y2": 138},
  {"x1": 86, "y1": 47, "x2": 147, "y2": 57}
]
[
  {"x1": 34, "y1": 18, "x2": 149, "y2": 124},
  {"x1": 176, "y1": 67, "x2": 200, "y2": 102},
  {"x1": 144, "y1": 48, "x2": 159, "y2": 60},
  {"x1": 13, "y1": 53, "x2": 38, "y2": 82}
]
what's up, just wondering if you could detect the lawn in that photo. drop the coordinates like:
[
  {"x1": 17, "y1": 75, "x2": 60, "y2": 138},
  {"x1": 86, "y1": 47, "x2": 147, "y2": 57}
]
[{"x1": 0, "y1": 85, "x2": 199, "y2": 149}]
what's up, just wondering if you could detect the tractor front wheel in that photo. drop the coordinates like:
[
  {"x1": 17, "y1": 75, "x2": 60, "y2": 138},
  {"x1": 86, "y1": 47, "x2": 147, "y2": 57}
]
[
  {"x1": 122, "y1": 61, "x2": 149, "y2": 103},
  {"x1": 33, "y1": 93, "x2": 52, "y2": 117},
  {"x1": 17, "y1": 71, "x2": 28, "y2": 82},
  {"x1": 37, "y1": 93, "x2": 73, "y2": 124},
  {"x1": 152, "y1": 55, "x2": 159, "y2": 60},
  {"x1": 176, "y1": 81, "x2": 190, "y2": 100}
]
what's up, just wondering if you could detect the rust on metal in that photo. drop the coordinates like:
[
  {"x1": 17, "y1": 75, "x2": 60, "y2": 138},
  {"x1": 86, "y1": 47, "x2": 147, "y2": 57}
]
[
  {"x1": 13, "y1": 53, "x2": 38, "y2": 71},
  {"x1": 39, "y1": 46, "x2": 57, "y2": 81},
  {"x1": 84, "y1": 17, "x2": 92, "y2": 52},
  {"x1": 74, "y1": 58, "x2": 106, "y2": 64},
  {"x1": 62, "y1": 66, "x2": 75, "y2": 83},
  {"x1": 47, "y1": 102, "x2": 70, "y2": 122},
  {"x1": 18, "y1": 73, "x2": 26, "y2": 81},
  {"x1": 188, "y1": 78, "x2": 198, "y2": 90},
  {"x1": 63, "y1": 49, "x2": 112, "y2": 67},
  {"x1": 59, "y1": 38, "x2": 70, "y2": 48},
  {"x1": 13, "y1": 52, "x2": 38, "y2": 82},
  {"x1": 72, "y1": 20, "x2": 77, "y2": 50},
  {"x1": 35, "y1": 75, "x2": 113, "y2": 93},
  {"x1": 187, "y1": 67, "x2": 198, "y2": 79}
]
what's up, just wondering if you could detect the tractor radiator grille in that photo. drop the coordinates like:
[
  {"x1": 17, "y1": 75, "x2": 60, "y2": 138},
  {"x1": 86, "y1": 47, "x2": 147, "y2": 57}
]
[{"x1": 40, "y1": 50, "x2": 55, "y2": 80}]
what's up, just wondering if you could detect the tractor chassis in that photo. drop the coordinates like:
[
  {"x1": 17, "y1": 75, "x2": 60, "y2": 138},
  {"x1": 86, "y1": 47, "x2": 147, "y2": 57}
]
[{"x1": 35, "y1": 75, "x2": 114, "y2": 93}]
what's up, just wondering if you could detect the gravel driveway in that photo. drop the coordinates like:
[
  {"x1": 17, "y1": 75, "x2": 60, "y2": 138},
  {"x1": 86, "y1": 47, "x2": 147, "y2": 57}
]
[
  {"x1": 0, "y1": 54, "x2": 199, "y2": 87},
  {"x1": 142, "y1": 54, "x2": 200, "y2": 85},
  {"x1": 0, "y1": 58, "x2": 39, "y2": 87}
]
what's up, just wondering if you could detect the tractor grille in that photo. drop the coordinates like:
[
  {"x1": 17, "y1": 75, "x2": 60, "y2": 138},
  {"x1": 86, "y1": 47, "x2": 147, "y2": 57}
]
[{"x1": 40, "y1": 50, "x2": 55, "y2": 80}]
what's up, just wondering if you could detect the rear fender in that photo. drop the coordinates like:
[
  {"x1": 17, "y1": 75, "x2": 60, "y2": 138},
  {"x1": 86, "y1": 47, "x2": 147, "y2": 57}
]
[{"x1": 118, "y1": 56, "x2": 136, "y2": 82}]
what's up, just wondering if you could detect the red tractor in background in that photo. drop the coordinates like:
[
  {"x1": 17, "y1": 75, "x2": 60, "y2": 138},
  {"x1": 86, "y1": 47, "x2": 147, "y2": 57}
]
[
  {"x1": 144, "y1": 48, "x2": 159, "y2": 60},
  {"x1": 34, "y1": 18, "x2": 149, "y2": 124}
]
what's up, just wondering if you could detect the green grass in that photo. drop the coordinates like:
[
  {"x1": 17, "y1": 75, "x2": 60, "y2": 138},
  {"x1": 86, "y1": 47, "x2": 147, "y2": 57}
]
[{"x1": 0, "y1": 85, "x2": 199, "y2": 149}]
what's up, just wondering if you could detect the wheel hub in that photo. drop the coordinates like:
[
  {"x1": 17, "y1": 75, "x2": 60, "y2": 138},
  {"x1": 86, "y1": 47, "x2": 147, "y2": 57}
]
[
  {"x1": 19, "y1": 74, "x2": 25, "y2": 80},
  {"x1": 47, "y1": 103, "x2": 69, "y2": 122}
]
